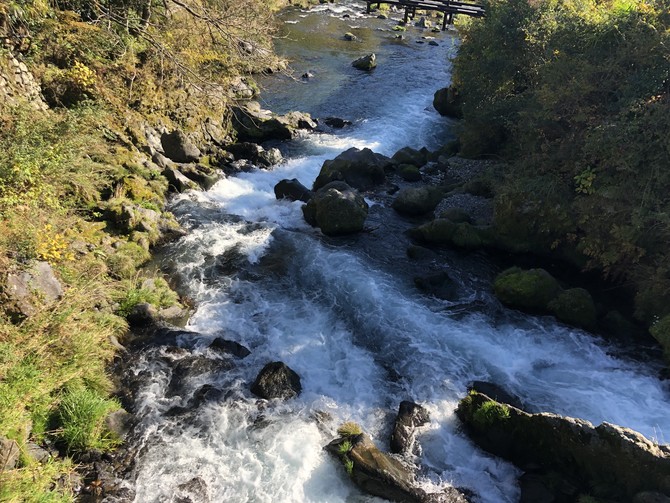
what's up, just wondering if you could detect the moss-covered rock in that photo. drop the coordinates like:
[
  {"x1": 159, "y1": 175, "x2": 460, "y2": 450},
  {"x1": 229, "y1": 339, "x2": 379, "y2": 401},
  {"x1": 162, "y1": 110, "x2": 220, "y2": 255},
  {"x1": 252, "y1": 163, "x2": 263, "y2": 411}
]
[
  {"x1": 433, "y1": 86, "x2": 463, "y2": 119},
  {"x1": 493, "y1": 267, "x2": 562, "y2": 311},
  {"x1": 391, "y1": 186, "x2": 443, "y2": 216},
  {"x1": 457, "y1": 392, "x2": 670, "y2": 501},
  {"x1": 409, "y1": 218, "x2": 457, "y2": 244},
  {"x1": 548, "y1": 288, "x2": 597, "y2": 330},
  {"x1": 312, "y1": 147, "x2": 393, "y2": 191},
  {"x1": 392, "y1": 147, "x2": 427, "y2": 167},
  {"x1": 302, "y1": 182, "x2": 368, "y2": 236},
  {"x1": 650, "y1": 315, "x2": 670, "y2": 361},
  {"x1": 438, "y1": 207, "x2": 472, "y2": 224},
  {"x1": 398, "y1": 164, "x2": 422, "y2": 182}
]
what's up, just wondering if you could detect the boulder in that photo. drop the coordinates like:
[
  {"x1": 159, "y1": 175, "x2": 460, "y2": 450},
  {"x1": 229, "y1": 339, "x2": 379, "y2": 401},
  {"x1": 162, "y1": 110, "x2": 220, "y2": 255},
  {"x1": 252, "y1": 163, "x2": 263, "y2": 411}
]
[
  {"x1": 302, "y1": 182, "x2": 369, "y2": 236},
  {"x1": 457, "y1": 391, "x2": 670, "y2": 501},
  {"x1": 160, "y1": 129, "x2": 201, "y2": 163},
  {"x1": 25, "y1": 442, "x2": 50, "y2": 463},
  {"x1": 326, "y1": 431, "x2": 469, "y2": 503},
  {"x1": 162, "y1": 165, "x2": 200, "y2": 193},
  {"x1": 398, "y1": 164, "x2": 422, "y2": 182},
  {"x1": 390, "y1": 401, "x2": 430, "y2": 454},
  {"x1": 323, "y1": 117, "x2": 352, "y2": 129},
  {"x1": 392, "y1": 147, "x2": 428, "y2": 167},
  {"x1": 251, "y1": 361, "x2": 302, "y2": 400},
  {"x1": 225, "y1": 142, "x2": 283, "y2": 168},
  {"x1": 175, "y1": 477, "x2": 210, "y2": 503},
  {"x1": 392, "y1": 186, "x2": 443, "y2": 216},
  {"x1": 313, "y1": 147, "x2": 393, "y2": 191},
  {"x1": 548, "y1": 288, "x2": 597, "y2": 330},
  {"x1": 433, "y1": 87, "x2": 463, "y2": 119},
  {"x1": 651, "y1": 315, "x2": 670, "y2": 362},
  {"x1": 208, "y1": 337, "x2": 251, "y2": 358},
  {"x1": 104, "y1": 410, "x2": 134, "y2": 441},
  {"x1": 352, "y1": 54, "x2": 377, "y2": 71},
  {"x1": 344, "y1": 32, "x2": 357, "y2": 41},
  {"x1": 177, "y1": 163, "x2": 221, "y2": 190},
  {"x1": 0, "y1": 437, "x2": 20, "y2": 470},
  {"x1": 438, "y1": 208, "x2": 472, "y2": 224},
  {"x1": 274, "y1": 179, "x2": 313, "y2": 203},
  {"x1": 231, "y1": 102, "x2": 317, "y2": 142},
  {"x1": 5, "y1": 261, "x2": 63, "y2": 318},
  {"x1": 415, "y1": 16, "x2": 431, "y2": 28},
  {"x1": 467, "y1": 381, "x2": 524, "y2": 410},
  {"x1": 493, "y1": 267, "x2": 562, "y2": 312}
]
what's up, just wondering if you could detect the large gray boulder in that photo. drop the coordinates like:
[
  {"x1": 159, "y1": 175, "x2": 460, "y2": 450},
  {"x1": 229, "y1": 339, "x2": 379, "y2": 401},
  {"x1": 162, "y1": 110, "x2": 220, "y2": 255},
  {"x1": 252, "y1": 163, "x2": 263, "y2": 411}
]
[
  {"x1": 302, "y1": 182, "x2": 369, "y2": 236},
  {"x1": 225, "y1": 142, "x2": 283, "y2": 168},
  {"x1": 160, "y1": 129, "x2": 201, "y2": 163},
  {"x1": 392, "y1": 147, "x2": 428, "y2": 167},
  {"x1": 392, "y1": 186, "x2": 443, "y2": 216},
  {"x1": 457, "y1": 391, "x2": 670, "y2": 501},
  {"x1": 231, "y1": 102, "x2": 317, "y2": 142},
  {"x1": 5, "y1": 261, "x2": 63, "y2": 318},
  {"x1": 352, "y1": 53, "x2": 377, "y2": 71},
  {"x1": 274, "y1": 178, "x2": 312, "y2": 203},
  {"x1": 251, "y1": 361, "x2": 302, "y2": 400},
  {"x1": 313, "y1": 147, "x2": 393, "y2": 191}
]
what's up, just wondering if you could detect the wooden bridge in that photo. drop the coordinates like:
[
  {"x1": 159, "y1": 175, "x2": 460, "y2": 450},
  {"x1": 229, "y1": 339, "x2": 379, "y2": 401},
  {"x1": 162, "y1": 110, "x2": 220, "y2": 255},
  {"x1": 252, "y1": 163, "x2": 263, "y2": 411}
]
[{"x1": 366, "y1": 0, "x2": 485, "y2": 28}]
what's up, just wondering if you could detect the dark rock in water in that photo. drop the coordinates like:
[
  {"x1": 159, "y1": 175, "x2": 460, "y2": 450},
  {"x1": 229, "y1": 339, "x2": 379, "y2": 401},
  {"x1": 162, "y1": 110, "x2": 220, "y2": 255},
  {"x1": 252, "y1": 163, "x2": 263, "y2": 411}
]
[
  {"x1": 548, "y1": 287, "x2": 597, "y2": 330},
  {"x1": 326, "y1": 432, "x2": 470, "y2": 502},
  {"x1": 407, "y1": 244, "x2": 436, "y2": 260},
  {"x1": 414, "y1": 272, "x2": 458, "y2": 300},
  {"x1": 323, "y1": 117, "x2": 352, "y2": 128},
  {"x1": 178, "y1": 163, "x2": 220, "y2": 190},
  {"x1": 225, "y1": 142, "x2": 283, "y2": 168},
  {"x1": 457, "y1": 391, "x2": 670, "y2": 501},
  {"x1": 344, "y1": 32, "x2": 357, "y2": 41},
  {"x1": 398, "y1": 164, "x2": 422, "y2": 182},
  {"x1": 352, "y1": 53, "x2": 377, "y2": 71},
  {"x1": 433, "y1": 87, "x2": 463, "y2": 119},
  {"x1": 390, "y1": 401, "x2": 430, "y2": 454},
  {"x1": 392, "y1": 186, "x2": 443, "y2": 216},
  {"x1": 392, "y1": 146, "x2": 428, "y2": 167},
  {"x1": 251, "y1": 361, "x2": 302, "y2": 400},
  {"x1": 160, "y1": 129, "x2": 201, "y2": 163},
  {"x1": 410, "y1": 220, "x2": 490, "y2": 250},
  {"x1": 493, "y1": 267, "x2": 562, "y2": 312},
  {"x1": 104, "y1": 410, "x2": 134, "y2": 441},
  {"x1": 415, "y1": 16, "x2": 431, "y2": 28},
  {"x1": 166, "y1": 357, "x2": 229, "y2": 398},
  {"x1": 0, "y1": 437, "x2": 20, "y2": 469},
  {"x1": 601, "y1": 309, "x2": 640, "y2": 341},
  {"x1": 208, "y1": 337, "x2": 251, "y2": 358},
  {"x1": 468, "y1": 381, "x2": 524, "y2": 410},
  {"x1": 5, "y1": 261, "x2": 63, "y2": 319},
  {"x1": 429, "y1": 41, "x2": 439, "y2": 46},
  {"x1": 176, "y1": 477, "x2": 210, "y2": 503},
  {"x1": 274, "y1": 178, "x2": 313, "y2": 203},
  {"x1": 302, "y1": 182, "x2": 369, "y2": 236},
  {"x1": 231, "y1": 102, "x2": 317, "y2": 142},
  {"x1": 313, "y1": 147, "x2": 393, "y2": 191},
  {"x1": 302, "y1": 72, "x2": 315, "y2": 79},
  {"x1": 162, "y1": 165, "x2": 200, "y2": 193}
]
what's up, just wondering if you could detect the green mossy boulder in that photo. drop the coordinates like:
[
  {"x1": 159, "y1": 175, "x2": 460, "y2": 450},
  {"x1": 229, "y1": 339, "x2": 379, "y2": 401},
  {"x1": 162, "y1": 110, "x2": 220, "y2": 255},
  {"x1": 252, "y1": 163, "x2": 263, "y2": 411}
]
[
  {"x1": 392, "y1": 186, "x2": 443, "y2": 216},
  {"x1": 302, "y1": 182, "x2": 368, "y2": 236},
  {"x1": 548, "y1": 288, "x2": 597, "y2": 330},
  {"x1": 352, "y1": 54, "x2": 376, "y2": 71},
  {"x1": 457, "y1": 392, "x2": 670, "y2": 501},
  {"x1": 398, "y1": 164, "x2": 422, "y2": 182},
  {"x1": 438, "y1": 207, "x2": 472, "y2": 224},
  {"x1": 493, "y1": 267, "x2": 562, "y2": 311},
  {"x1": 313, "y1": 147, "x2": 393, "y2": 191},
  {"x1": 409, "y1": 218, "x2": 457, "y2": 244},
  {"x1": 392, "y1": 147, "x2": 427, "y2": 167},
  {"x1": 650, "y1": 315, "x2": 670, "y2": 362}
]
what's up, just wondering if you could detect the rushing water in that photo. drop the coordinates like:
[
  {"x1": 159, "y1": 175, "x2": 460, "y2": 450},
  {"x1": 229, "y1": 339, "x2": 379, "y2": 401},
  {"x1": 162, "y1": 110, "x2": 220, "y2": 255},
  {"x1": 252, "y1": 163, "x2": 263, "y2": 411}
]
[{"x1": 122, "y1": 2, "x2": 670, "y2": 502}]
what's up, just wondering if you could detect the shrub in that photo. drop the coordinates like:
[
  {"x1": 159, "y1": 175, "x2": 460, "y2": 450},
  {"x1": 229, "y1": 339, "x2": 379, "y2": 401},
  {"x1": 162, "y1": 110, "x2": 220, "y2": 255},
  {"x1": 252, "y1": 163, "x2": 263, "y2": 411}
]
[
  {"x1": 473, "y1": 400, "x2": 510, "y2": 427},
  {"x1": 337, "y1": 421, "x2": 363, "y2": 437}
]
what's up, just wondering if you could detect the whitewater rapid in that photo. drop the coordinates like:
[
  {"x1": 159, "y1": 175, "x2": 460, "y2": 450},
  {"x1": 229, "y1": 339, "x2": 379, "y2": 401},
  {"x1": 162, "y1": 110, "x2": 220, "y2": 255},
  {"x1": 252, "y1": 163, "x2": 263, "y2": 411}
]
[{"x1": 124, "y1": 2, "x2": 670, "y2": 502}]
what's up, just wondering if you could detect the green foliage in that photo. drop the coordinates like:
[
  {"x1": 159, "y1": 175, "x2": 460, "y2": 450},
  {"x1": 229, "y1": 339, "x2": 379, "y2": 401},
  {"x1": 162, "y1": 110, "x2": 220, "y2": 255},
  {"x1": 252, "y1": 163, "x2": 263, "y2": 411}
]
[
  {"x1": 337, "y1": 440, "x2": 353, "y2": 455},
  {"x1": 473, "y1": 400, "x2": 510, "y2": 427},
  {"x1": 343, "y1": 456, "x2": 354, "y2": 476},
  {"x1": 55, "y1": 384, "x2": 120, "y2": 453},
  {"x1": 337, "y1": 421, "x2": 363, "y2": 437},
  {"x1": 116, "y1": 276, "x2": 180, "y2": 317},
  {"x1": 453, "y1": 0, "x2": 670, "y2": 320},
  {"x1": 105, "y1": 241, "x2": 151, "y2": 279}
]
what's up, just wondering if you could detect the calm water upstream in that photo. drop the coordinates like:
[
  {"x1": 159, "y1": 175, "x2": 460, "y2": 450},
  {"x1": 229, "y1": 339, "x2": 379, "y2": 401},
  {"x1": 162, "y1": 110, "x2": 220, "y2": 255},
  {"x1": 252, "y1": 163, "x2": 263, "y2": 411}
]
[{"x1": 122, "y1": 2, "x2": 670, "y2": 502}]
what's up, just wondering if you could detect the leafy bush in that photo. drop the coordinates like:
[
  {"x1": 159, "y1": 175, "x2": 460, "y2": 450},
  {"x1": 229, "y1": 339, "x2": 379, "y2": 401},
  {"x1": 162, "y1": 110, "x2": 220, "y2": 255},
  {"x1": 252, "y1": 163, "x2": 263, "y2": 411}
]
[
  {"x1": 337, "y1": 421, "x2": 363, "y2": 437},
  {"x1": 473, "y1": 400, "x2": 510, "y2": 427},
  {"x1": 453, "y1": 0, "x2": 670, "y2": 321}
]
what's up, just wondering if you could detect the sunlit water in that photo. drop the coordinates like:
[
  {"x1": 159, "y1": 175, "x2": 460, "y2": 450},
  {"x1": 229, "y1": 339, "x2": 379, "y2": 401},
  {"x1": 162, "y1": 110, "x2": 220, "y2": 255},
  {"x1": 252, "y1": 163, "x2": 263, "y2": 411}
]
[{"x1": 123, "y1": 2, "x2": 670, "y2": 502}]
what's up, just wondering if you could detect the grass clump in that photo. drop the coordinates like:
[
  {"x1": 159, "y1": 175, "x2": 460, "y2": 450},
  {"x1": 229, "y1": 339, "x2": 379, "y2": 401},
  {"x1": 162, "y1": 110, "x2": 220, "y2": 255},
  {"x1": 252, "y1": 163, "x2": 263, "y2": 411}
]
[
  {"x1": 55, "y1": 384, "x2": 121, "y2": 454},
  {"x1": 337, "y1": 421, "x2": 363, "y2": 437},
  {"x1": 473, "y1": 400, "x2": 510, "y2": 428}
]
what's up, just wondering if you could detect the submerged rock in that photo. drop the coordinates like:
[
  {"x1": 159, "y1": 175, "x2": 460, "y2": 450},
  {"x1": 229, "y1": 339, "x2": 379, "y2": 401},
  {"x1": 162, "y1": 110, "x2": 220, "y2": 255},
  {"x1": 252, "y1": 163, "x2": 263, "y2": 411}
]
[
  {"x1": 251, "y1": 361, "x2": 302, "y2": 400},
  {"x1": 390, "y1": 401, "x2": 430, "y2": 454},
  {"x1": 457, "y1": 391, "x2": 670, "y2": 501},
  {"x1": 352, "y1": 53, "x2": 377, "y2": 71},
  {"x1": 313, "y1": 147, "x2": 393, "y2": 191},
  {"x1": 302, "y1": 181, "x2": 368, "y2": 236}
]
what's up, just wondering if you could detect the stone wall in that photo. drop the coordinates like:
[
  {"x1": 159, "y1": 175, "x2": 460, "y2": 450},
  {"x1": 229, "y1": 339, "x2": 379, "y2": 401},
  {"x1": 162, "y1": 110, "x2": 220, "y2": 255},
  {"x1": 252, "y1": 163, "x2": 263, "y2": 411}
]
[{"x1": 0, "y1": 51, "x2": 48, "y2": 110}]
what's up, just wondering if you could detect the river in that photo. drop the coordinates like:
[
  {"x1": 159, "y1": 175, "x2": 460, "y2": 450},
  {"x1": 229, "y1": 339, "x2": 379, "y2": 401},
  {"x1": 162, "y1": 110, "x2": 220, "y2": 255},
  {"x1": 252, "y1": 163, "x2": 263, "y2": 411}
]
[{"x1": 120, "y1": 2, "x2": 670, "y2": 502}]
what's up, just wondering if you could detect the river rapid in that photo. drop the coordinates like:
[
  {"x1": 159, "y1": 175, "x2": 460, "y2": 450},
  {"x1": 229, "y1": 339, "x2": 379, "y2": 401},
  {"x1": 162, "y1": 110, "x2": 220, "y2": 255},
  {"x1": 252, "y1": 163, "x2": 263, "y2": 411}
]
[{"x1": 119, "y1": 2, "x2": 670, "y2": 502}]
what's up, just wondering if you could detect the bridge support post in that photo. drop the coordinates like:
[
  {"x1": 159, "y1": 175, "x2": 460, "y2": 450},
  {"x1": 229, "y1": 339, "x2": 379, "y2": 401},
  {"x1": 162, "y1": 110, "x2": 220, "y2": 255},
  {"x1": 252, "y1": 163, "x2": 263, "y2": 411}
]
[{"x1": 366, "y1": 1, "x2": 371, "y2": 13}]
